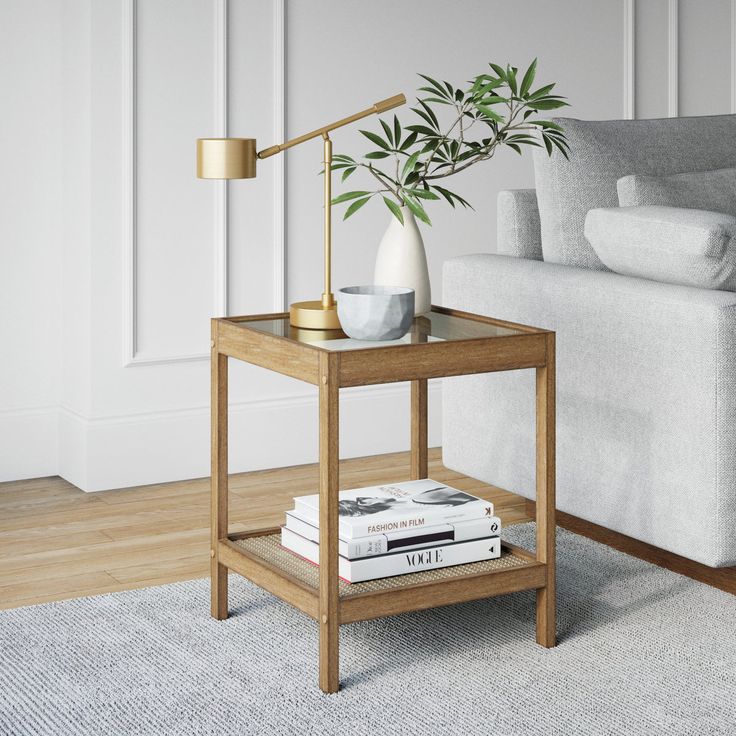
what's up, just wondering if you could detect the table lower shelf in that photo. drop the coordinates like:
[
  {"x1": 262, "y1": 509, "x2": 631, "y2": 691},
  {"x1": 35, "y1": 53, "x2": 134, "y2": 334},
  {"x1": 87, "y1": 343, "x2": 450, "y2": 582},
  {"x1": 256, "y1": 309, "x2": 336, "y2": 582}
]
[{"x1": 218, "y1": 529, "x2": 546, "y2": 624}]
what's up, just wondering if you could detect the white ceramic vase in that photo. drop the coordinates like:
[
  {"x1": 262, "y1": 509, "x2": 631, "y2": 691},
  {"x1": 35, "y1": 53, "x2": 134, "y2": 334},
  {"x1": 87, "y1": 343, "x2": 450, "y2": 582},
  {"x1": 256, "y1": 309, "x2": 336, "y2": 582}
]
[{"x1": 374, "y1": 205, "x2": 431, "y2": 315}]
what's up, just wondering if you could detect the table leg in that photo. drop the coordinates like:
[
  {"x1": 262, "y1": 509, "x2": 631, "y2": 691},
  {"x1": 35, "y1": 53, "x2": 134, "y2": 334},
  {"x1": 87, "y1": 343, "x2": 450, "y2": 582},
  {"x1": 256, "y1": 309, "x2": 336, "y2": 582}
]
[
  {"x1": 318, "y1": 353, "x2": 340, "y2": 693},
  {"x1": 210, "y1": 340, "x2": 229, "y2": 620},
  {"x1": 535, "y1": 332, "x2": 556, "y2": 647},
  {"x1": 411, "y1": 378, "x2": 428, "y2": 480}
]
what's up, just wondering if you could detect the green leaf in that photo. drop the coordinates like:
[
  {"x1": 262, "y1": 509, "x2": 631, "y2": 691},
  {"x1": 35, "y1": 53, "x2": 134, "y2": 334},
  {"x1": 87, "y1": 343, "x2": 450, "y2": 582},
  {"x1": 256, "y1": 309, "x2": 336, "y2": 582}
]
[
  {"x1": 417, "y1": 99, "x2": 439, "y2": 129},
  {"x1": 472, "y1": 77, "x2": 504, "y2": 96},
  {"x1": 432, "y1": 185, "x2": 456, "y2": 208},
  {"x1": 528, "y1": 83, "x2": 556, "y2": 100},
  {"x1": 530, "y1": 119, "x2": 564, "y2": 131},
  {"x1": 411, "y1": 106, "x2": 440, "y2": 131},
  {"x1": 364, "y1": 151, "x2": 391, "y2": 159},
  {"x1": 421, "y1": 96, "x2": 452, "y2": 105},
  {"x1": 508, "y1": 143, "x2": 522, "y2": 155},
  {"x1": 331, "y1": 190, "x2": 371, "y2": 205},
  {"x1": 359, "y1": 129, "x2": 390, "y2": 149},
  {"x1": 379, "y1": 118, "x2": 394, "y2": 147},
  {"x1": 549, "y1": 135, "x2": 570, "y2": 159},
  {"x1": 402, "y1": 194, "x2": 432, "y2": 226},
  {"x1": 433, "y1": 185, "x2": 472, "y2": 210},
  {"x1": 417, "y1": 73, "x2": 449, "y2": 98},
  {"x1": 474, "y1": 104, "x2": 504, "y2": 122},
  {"x1": 506, "y1": 65, "x2": 518, "y2": 95},
  {"x1": 406, "y1": 187, "x2": 439, "y2": 200},
  {"x1": 401, "y1": 151, "x2": 420, "y2": 181},
  {"x1": 477, "y1": 95, "x2": 509, "y2": 105},
  {"x1": 341, "y1": 166, "x2": 356, "y2": 182},
  {"x1": 383, "y1": 196, "x2": 404, "y2": 225},
  {"x1": 520, "y1": 58, "x2": 537, "y2": 97},
  {"x1": 399, "y1": 130, "x2": 419, "y2": 151},
  {"x1": 393, "y1": 115, "x2": 402, "y2": 148},
  {"x1": 526, "y1": 98, "x2": 568, "y2": 110},
  {"x1": 343, "y1": 196, "x2": 371, "y2": 220},
  {"x1": 489, "y1": 62, "x2": 507, "y2": 80},
  {"x1": 405, "y1": 124, "x2": 438, "y2": 138}
]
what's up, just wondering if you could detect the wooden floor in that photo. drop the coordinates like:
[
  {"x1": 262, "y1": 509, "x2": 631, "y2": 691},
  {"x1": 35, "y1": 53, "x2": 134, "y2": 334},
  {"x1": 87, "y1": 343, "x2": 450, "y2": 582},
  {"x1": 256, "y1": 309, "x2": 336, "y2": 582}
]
[{"x1": 0, "y1": 448, "x2": 530, "y2": 611}]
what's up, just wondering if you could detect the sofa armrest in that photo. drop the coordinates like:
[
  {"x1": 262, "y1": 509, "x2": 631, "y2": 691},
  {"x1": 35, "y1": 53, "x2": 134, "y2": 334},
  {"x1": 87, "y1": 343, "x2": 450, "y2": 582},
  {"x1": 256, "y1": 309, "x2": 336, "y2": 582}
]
[
  {"x1": 497, "y1": 189, "x2": 542, "y2": 261},
  {"x1": 442, "y1": 254, "x2": 736, "y2": 567},
  {"x1": 584, "y1": 205, "x2": 736, "y2": 291}
]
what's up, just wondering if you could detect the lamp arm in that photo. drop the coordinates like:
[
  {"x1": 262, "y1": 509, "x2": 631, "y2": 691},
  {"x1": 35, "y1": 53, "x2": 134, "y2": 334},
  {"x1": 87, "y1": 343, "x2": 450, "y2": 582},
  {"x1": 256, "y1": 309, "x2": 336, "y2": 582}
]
[{"x1": 257, "y1": 93, "x2": 405, "y2": 159}]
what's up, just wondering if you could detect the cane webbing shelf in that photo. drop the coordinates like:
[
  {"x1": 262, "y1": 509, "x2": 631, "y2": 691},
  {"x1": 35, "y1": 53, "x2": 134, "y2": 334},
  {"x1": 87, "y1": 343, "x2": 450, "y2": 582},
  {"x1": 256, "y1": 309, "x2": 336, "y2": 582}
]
[
  {"x1": 223, "y1": 531, "x2": 544, "y2": 625},
  {"x1": 210, "y1": 305, "x2": 556, "y2": 693}
]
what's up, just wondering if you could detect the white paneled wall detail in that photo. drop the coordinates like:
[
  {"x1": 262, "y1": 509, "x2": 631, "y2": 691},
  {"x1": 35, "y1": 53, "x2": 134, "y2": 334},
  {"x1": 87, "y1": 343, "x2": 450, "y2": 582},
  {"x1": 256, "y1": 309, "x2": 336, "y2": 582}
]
[
  {"x1": 1, "y1": 0, "x2": 734, "y2": 488},
  {"x1": 623, "y1": 0, "x2": 636, "y2": 119},
  {"x1": 122, "y1": 0, "x2": 226, "y2": 366},
  {"x1": 668, "y1": 0, "x2": 679, "y2": 117}
]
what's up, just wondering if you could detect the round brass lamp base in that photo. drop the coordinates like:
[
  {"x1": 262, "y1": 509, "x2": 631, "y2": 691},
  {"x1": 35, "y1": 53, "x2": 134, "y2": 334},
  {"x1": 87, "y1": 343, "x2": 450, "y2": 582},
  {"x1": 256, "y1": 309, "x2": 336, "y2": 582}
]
[{"x1": 289, "y1": 300, "x2": 341, "y2": 330}]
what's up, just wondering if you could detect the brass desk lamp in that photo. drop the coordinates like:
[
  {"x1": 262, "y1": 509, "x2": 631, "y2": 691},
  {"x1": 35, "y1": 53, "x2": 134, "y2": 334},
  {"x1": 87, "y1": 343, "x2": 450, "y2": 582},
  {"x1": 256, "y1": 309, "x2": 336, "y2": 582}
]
[{"x1": 197, "y1": 93, "x2": 406, "y2": 330}]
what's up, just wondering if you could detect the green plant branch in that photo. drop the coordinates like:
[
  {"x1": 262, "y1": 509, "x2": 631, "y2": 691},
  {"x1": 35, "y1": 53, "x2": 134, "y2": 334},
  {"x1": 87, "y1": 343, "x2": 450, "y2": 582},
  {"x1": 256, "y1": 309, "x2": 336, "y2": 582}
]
[{"x1": 331, "y1": 60, "x2": 570, "y2": 225}]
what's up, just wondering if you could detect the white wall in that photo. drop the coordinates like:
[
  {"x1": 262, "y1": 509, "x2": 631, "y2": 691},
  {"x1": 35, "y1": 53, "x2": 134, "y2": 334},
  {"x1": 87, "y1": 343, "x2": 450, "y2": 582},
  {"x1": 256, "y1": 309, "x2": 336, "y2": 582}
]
[
  {"x1": 0, "y1": 1, "x2": 64, "y2": 479},
  {"x1": 1, "y1": 0, "x2": 734, "y2": 490}
]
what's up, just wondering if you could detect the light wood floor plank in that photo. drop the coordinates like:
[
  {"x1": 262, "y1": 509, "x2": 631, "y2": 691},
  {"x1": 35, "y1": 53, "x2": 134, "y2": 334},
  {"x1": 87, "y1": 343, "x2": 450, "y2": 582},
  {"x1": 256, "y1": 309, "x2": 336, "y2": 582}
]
[{"x1": 0, "y1": 449, "x2": 529, "y2": 609}]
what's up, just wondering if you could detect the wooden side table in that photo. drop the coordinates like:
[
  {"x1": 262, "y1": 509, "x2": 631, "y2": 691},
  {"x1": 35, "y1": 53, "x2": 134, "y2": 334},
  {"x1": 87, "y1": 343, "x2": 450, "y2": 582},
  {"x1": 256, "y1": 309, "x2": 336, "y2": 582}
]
[{"x1": 210, "y1": 305, "x2": 555, "y2": 693}]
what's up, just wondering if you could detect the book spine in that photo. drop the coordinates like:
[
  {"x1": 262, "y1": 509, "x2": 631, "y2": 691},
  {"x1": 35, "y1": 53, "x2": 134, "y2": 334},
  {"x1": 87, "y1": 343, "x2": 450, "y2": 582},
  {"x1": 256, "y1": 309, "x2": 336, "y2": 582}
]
[
  {"x1": 385, "y1": 516, "x2": 502, "y2": 550},
  {"x1": 280, "y1": 528, "x2": 501, "y2": 584},
  {"x1": 285, "y1": 512, "x2": 388, "y2": 558},
  {"x1": 340, "y1": 503, "x2": 495, "y2": 539},
  {"x1": 286, "y1": 511, "x2": 502, "y2": 558}
]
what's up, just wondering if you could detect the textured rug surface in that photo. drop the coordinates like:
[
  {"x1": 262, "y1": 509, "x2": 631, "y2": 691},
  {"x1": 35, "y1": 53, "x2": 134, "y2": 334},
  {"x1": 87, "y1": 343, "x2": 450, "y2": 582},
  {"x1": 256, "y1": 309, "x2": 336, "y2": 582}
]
[{"x1": 1, "y1": 524, "x2": 734, "y2": 736}]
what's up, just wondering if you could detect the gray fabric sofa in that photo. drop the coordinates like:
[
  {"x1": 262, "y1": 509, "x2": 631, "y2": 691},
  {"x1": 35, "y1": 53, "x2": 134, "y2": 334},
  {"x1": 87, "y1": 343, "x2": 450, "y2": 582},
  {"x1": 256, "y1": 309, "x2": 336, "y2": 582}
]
[{"x1": 442, "y1": 115, "x2": 736, "y2": 568}]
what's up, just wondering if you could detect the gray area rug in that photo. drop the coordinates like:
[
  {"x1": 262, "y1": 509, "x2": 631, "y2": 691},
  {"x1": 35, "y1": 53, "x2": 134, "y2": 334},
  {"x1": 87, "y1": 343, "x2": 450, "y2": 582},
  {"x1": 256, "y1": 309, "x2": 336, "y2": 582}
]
[{"x1": 1, "y1": 524, "x2": 734, "y2": 736}]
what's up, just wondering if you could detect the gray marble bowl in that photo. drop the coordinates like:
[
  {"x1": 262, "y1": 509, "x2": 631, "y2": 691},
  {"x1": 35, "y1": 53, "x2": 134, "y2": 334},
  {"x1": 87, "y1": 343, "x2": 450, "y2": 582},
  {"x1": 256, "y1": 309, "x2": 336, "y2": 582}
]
[{"x1": 337, "y1": 286, "x2": 415, "y2": 341}]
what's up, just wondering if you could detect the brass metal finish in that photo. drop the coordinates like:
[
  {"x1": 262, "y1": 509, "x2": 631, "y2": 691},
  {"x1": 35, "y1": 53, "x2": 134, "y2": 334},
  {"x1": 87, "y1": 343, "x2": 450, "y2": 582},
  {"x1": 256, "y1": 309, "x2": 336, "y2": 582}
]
[
  {"x1": 255, "y1": 94, "x2": 407, "y2": 159},
  {"x1": 321, "y1": 135, "x2": 336, "y2": 311},
  {"x1": 196, "y1": 93, "x2": 407, "y2": 329},
  {"x1": 289, "y1": 300, "x2": 341, "y2": 330},
  {"x1": 197, "y1": 138, "x2": 256, "y2": 179}
]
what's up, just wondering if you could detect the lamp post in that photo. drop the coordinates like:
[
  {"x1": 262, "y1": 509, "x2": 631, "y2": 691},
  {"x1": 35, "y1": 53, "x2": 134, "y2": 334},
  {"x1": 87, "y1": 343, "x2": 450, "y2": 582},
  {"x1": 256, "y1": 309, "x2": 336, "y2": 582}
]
[{"x1": 197, "y1": 93, "x2": 406, "y2": 330}]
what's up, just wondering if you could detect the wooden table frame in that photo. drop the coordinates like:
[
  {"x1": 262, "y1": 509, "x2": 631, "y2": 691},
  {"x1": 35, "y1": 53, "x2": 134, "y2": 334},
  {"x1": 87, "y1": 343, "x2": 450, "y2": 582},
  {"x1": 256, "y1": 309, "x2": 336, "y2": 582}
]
[{"x1": 210, "y1": 305, "x2": 556, "y2": 693}]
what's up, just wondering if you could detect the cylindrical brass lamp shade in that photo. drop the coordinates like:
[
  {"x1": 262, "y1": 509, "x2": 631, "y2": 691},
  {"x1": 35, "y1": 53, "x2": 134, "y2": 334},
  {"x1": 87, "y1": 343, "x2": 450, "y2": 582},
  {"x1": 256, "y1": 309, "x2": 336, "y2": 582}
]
[{"x1": 197, "y1": 138, "x2": 257, "y2": 179}]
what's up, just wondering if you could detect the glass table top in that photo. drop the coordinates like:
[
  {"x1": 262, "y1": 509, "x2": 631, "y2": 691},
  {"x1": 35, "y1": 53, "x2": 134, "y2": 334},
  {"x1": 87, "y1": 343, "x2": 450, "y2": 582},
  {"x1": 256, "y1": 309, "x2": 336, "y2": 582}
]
[{"x1": 226, "y1": 309, "x2": 527, "y2": 352}]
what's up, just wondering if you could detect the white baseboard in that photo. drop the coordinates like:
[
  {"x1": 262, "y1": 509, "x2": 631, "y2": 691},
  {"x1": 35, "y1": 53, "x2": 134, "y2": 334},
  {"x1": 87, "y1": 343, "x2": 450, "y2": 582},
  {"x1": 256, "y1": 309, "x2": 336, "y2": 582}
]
[
  {"x1": 57, "y1": 382, "x2": 442, "y2": 492},
  {"x1": 0, "y1": 406, "x2": 58, "y2": 482}
]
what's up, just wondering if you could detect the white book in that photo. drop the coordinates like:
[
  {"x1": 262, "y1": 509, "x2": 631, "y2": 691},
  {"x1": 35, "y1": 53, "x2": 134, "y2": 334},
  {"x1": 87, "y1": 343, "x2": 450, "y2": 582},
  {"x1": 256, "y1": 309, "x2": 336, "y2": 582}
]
[
  {"x1": 292, "y1": 478, "x2": 494, "y2": 540},
  {"x1": 285, "y1": 510, "x2": 501, "y2": 560},
  {"x1": 280, "y1": 527, "x2": 502, "y2": 584}
]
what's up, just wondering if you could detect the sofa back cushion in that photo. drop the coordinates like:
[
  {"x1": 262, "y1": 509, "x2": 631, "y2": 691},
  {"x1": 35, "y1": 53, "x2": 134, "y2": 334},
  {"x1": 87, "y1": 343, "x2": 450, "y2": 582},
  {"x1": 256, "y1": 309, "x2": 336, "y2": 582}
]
[
  {"x1": 617, "y1": 167, "x2": 736, "y2": 215},
  {"x1": 533, "y1": 115, "x2": 736, "y2": 270}
]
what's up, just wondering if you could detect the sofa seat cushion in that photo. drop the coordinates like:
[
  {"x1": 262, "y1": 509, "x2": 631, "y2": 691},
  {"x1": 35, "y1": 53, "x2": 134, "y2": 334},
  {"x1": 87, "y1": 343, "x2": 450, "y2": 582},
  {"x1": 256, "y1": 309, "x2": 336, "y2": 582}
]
[
  {"x1": 533, "y1": 115, "x2": 736, "y2": 271},
  {"x1": 585, "y1": 206, "x2": 736, "y2": 291},
  {"x1": 618, "y1": 167, "x2": 736, "y2": 215}
]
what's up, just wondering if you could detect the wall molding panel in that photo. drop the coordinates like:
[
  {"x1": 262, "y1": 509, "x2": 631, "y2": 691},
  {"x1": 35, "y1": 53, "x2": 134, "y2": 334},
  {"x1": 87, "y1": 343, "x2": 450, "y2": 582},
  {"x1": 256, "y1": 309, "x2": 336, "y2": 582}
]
[
  {"x1": 668, "y1": 0, "x2": 679, "y2": 117},
  {"x1": 121, "y1": 0, "x2": 137, "y2": 366},
  {"x1": 623, "y1": 0, "x2": 636, "y2": 119},
  {"x1": 122, "y1": 0, "x2": 229, "y2": 367},
  {"x1": 214, "y1": 0, "x2": 229, "y2": 319},
  {"x1": 272, "y1": 0, "x2": 286, "y2": 311},
  {"x1": 732, "y1": 0, "x2": 736, "y2": 113}
]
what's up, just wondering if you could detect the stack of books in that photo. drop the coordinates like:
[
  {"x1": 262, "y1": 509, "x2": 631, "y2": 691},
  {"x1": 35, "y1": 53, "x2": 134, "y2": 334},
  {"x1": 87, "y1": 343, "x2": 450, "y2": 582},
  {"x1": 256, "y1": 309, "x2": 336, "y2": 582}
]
[{"x1": 280, "y1": 478, "x2": 502, "y2": 583}]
